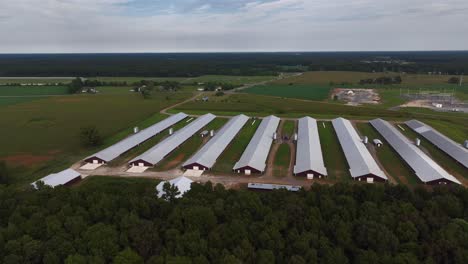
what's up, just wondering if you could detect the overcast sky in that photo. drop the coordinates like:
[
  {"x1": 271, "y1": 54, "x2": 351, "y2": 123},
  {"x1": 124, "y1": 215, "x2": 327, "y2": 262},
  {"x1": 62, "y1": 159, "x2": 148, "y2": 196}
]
[{"x1": 1, "y1": 0, "x2": 467, "y2": 53}]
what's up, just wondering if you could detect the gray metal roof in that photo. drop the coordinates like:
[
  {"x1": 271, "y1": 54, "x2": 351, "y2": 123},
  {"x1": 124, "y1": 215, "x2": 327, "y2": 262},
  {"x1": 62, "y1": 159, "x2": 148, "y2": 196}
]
[
  {"x1": 130, "y1": 113, "x2": 216, "y2": 166},
  {"x1": 332, "y1": 118, "x2": 387, "y2": 179},
  {"x1": 183, "y1": 114, "x2": 249, "y2": 169},
  {"x1": 370, "y1": 119, "x2": 461, "y2": 184},
  {"x1": 294, "y1": 117, "x2": 327, "y2": 175},
  {"x1": 247, "y1": 183, "x2": 301, "y2": 192},
  {"x1": 32, "y1": 169, "x2": 81, "y2": 189},
  {"x1": 86, "y1": 113, "x2": 187, "y2": 162},
  {"x1": 405, "y1": 120, "x2": 468, "y2": 169},
  {"x1": 233, "y1": 115, "x2": 280, "y2": 172}
]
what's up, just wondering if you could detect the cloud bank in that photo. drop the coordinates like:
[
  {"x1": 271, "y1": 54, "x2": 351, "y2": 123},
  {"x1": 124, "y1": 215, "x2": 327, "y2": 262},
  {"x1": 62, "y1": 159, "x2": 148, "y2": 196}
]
[{"x1": 0, "y1": 0, "x2": 467, "y2": 52}]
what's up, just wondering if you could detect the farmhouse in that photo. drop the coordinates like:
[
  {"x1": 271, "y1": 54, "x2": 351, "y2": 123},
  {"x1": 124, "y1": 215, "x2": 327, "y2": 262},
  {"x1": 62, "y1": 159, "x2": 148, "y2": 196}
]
[
  {"x1": 233, "y1": 115, "x2": 280, "y2": 175},
  {"x1": 332, "y1": 118, "x2": 387, "y2": 183},
  {"x1": 370, "y1": 119, "x2": 461, "y2": 185},
  {"x1": 183, "y1": 114, "x2": 249, "y2": 170},
  {"x1": 293, "y1": 117, "x2": 327, "y2": 179},
  {"x1": 156, "y1": 176, "x2": 193, "y2": 199},
  {"x1": 84, "y1": 113, "x2": 187, "y2": 165},
  {"x1": 405, "y1": 120, "x2": 468, "y2": 169},
  {"x1": 32, "y1": 169, "x2": 81, "y2": 189},
  {"x1": 129, "y1": 113, "x2": 216, "y2": 167}
]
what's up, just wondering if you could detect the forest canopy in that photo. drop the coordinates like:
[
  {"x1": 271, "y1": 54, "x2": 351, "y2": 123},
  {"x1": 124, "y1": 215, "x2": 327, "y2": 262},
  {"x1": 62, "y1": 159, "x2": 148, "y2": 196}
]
[{"x1": 0, "y1": 177, "x2": 467, "y2": 264}]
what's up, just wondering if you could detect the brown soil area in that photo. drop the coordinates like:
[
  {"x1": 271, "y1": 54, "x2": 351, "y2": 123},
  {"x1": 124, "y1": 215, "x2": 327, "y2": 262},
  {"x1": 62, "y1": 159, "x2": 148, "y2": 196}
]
[{"x1": 2, "y1": 153, "x2": 54, "y2": 167}]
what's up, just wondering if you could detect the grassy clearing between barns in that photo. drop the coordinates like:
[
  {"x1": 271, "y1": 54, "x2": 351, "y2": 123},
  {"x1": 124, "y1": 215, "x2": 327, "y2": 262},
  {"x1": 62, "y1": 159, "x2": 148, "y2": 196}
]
[
  {"x1": 272, "y1": 144, "x2": 291, "y2": 177},
  {"x1": 317, "y1": 121, "x2": 350, "y2": 180},
  {"x1": 243, "y1": 84, "x2": 330, "y2": 101}
]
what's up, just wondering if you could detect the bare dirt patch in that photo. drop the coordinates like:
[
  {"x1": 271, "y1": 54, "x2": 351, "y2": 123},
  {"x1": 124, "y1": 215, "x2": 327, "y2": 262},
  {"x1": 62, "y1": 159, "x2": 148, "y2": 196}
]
[
  {"x1": 2, "y1": 153, "x2": 54, "y2": 167},
  {"x1": 162, "y1": 153, "x2": 185, "y2": 170},
  {"x1": 332, "y1": 88, "x2": 381, "y2": 106}
]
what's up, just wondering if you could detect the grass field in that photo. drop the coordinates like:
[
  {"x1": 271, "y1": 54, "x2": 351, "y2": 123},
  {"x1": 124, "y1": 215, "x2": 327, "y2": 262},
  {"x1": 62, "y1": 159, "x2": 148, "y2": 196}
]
[
  {"x1": 398, "y1": 124, "x2": 468, "y2": 181},
  {"x1": 0, "y1": 78, "x2": 74, "y2": 84},
  {"x1": 355, "y1": 123, "x2": 419, "y2": 185},
  {"x1": 318, "y1": 121, "x2": 350, "y2": 180},
  {"x1": 272, "y1": 144, "x2": 291, "y2": 177},
  {"x1": 0, "y1": 86, "x2": 70, "y2": 96},
  {"x1": 282, "y1": 120, "x2": 296, "y2": 137},
  {"x1": 212, "y1": 119, "x2": 260, "y2": 173},
  {"x1": 154, "y1": 118, "x2": 229, "y2": 170},
  {"x1": 243, "y1": 84, "x2": 330, "y2": 101}
]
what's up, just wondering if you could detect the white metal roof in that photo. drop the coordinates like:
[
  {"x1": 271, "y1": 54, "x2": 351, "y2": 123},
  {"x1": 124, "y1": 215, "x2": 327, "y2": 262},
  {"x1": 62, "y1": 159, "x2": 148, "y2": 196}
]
[
  {"x1": 130, "y1": 113, "x2": 216, "y2": 166},
  {"x1": 86, "y1": 112, "x2": 188, "y2": 162},
  {"x1": 233, "y1": 115, "x2": 280, "y2": 172},
  {"x1": 183, "y1": 114, "x2": 249, "y2": 169},
  {"x1": 32, "y1": 169, "x2": 81, "y2": 189},
  {"x1": 156, "y1": 176, "x2": 193, "y2": 198},
  {"x1": 332, "y1": 118, "x2": 387, "y2": 179},
  {"x1": 294, "y1": 117, "x2": 327, "y2": 175},
  {"x1": 405, "y1": 120, "x2": 468, "y2": 169},
  {"x1": 370, "y1": 119, "x2": 461, "y2": 184}
]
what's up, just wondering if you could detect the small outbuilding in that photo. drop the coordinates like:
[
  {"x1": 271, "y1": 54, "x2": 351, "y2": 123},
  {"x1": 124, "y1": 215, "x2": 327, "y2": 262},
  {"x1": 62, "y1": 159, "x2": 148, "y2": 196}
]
[
  {"x1": 156, "y1": 176, "x2": 193, "y2": 199},
  {"x1": 373, "y1": 139, "x2": 383, "y2": 147}
]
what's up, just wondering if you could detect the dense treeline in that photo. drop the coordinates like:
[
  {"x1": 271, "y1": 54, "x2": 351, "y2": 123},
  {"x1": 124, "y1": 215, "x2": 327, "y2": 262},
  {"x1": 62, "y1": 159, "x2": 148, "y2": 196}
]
[
  {"x1": 0, "y1": 51, "x2": 467, "y2": 77},
  {"x1": 0, "y1": 178, "x2": 467, "y2": 264}
]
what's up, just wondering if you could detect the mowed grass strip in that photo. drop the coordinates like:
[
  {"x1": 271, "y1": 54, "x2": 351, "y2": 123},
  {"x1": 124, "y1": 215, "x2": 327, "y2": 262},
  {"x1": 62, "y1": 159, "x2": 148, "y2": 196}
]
[
  {"x1": 272, "y1": 144, "x2": 291, "y2": 177},
  {"x1": 243, "y1": 84, "x2": 330, "y2": 101},
  {"x1": 355, "y1": 123, "x2": 419, "y2": 186},
  {"x1": 154, "y1": 118, "x2": 228, "y2": 171},
  {"x1": 212, "y1": 118, "x2": 260, "y2": 173},
  {"x1": 398, "y1": 124, "x2": 468, "y2": 181},
  {"x1": 0, "y1": 86, "x2": 70, "y2": 96},
  {"x1": 282, "y1": 120, "x2": 296, "y2": 137},
  {"x1": 318, "y1": 121, "x2": 350, "y2": 180}
]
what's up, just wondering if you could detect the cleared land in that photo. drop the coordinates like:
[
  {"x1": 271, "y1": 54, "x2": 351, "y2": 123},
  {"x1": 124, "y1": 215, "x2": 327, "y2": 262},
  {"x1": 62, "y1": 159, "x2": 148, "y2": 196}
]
[
  {"x1": 212, "y1": 119, "x2": 260, "y2": 173},
  {"x1": 318, "y1": 121, "x2": 350, "y2": 180},
  {"x1": 355, "y1": 123, "x2": 419, "y2": 185},
  {"x1": 243, "y1": 84, "x2": 330, "y2": 101}
]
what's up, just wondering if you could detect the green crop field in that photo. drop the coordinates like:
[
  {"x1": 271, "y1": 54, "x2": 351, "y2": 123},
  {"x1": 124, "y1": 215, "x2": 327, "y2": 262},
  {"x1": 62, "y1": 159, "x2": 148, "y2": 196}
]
[
  {"x1": 0, "y1": 91, "x2": 192, "y2": 183},
  {"x1": 318, "y1": 121, "x2": 350, "y2": 180},
  {"x1": 272, "y1": 144, "x2": 291, "y2": 177},
  {"x1": 0, "y1": 86, "x2": 70, "y2": 96},
  {"x1": 154, "y1": 118, "x2": 228, "y2": 171},
  {"x1": 212, "y1": 118, "x2": 260, "y2": 173},
  {"x1": 355, "y1": 123, "x2": 419, "y2": 185},
  {"x1": 398, "y1": 124, "x2": 468, "y2": 182},
  {"x1": 244, "y1": 84, "x2": 330, "y2": 101}
]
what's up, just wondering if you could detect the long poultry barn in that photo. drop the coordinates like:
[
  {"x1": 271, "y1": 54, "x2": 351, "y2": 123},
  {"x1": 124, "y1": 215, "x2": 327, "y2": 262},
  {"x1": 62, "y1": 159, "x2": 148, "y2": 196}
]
[
  {"x1": 370, "y1": 118, "x2": 461, "y2": 185},
  {"x1": 182, "y1": 114, "x2": 249, "y2": 170},
  {"x1": 84, "y1": 112, "x2": 188, "y2": 164},
  {"x1": 405, "y1": 119, "x2": 468, "y2": 169},
  {"x1": 129, "y1": 113, "x2": 216, "y2": 167},
  {"x1": 32, "y1": 169, "x2": 81, "y2": 189},
  {"x1": 332, "y1": 117, "x2": 387, "y2": 183},
  {"x1": 294, "y1": 117, "x2": 327, "y2": 179},
  {"x1": 233, "y1": 115, "x2": 280, "y2": 175}
]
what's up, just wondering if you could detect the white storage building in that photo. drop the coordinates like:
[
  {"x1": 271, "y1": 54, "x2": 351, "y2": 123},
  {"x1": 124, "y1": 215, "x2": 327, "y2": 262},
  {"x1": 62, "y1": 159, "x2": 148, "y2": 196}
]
[
  {"x1": 129, "y1": 113, "x2": 216, "y2": 167},
  {"x1": 370, "y1": 119, "x2": 461, "y2": 185},
  {"x1": 233, "y1": 115, "x2": 280, "y2": 174},
  {"x1": 32, "y1": 169, "x2": 81, "y2": 189},
  {"x1": 405, "y1": 120, "x2": 468, "y2": 169},
  {"x1": 85, "y1": 113, "x2": 187, "y2": 164},
  {"x1": 294, "y1": 117, "x2": 327, "y2": 179},
  {"x1": 332, "y1": 118, "x2": 387, "y2": 182},
  {"x1": 183, "y1": 114, "x2": 249, "y2": 170}
]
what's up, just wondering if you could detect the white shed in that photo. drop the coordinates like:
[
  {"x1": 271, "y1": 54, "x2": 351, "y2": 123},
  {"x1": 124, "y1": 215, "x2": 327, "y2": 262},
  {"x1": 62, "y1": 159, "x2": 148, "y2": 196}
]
[{"x1": 156, "y1": 176, "x2": 193, "y2": 199}]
